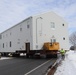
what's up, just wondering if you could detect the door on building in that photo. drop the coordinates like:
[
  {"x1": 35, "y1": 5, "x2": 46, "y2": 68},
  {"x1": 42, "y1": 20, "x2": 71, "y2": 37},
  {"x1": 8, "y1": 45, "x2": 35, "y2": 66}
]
[
  {"x1": 25, "y1": 43, "x2": 30, "y2": 58},
  {"x1": 26, "y1": 43, "x2": 30, "y2": 52}
]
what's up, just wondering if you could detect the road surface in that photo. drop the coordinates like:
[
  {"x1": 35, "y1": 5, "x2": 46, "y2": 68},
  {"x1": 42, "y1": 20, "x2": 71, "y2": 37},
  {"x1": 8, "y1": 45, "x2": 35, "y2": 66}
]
[{"x1": 0, "y1": 57, "x2": 56, "y2": 75}]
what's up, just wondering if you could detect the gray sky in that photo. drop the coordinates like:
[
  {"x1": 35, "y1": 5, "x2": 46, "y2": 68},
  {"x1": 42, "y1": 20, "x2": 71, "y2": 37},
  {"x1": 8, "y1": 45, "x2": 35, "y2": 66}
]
[{"x1": 0, "y1": 0, "x2": 76, "y2": 34}]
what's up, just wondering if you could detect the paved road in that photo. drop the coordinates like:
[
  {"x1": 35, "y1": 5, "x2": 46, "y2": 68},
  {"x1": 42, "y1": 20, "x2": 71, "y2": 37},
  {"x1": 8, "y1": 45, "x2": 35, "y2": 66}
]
[{"x1": 0, "y1": 57, "x2": 56, "y2": 75}]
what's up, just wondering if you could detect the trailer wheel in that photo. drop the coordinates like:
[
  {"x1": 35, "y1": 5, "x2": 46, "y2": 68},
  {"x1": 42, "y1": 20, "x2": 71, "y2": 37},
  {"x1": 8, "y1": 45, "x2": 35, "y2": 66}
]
[
  {"x1": 12, "y1": 53, "x2": 20, "y2": 57},
  {"x1": 46, "y1": 54, "x2": 57, "y2": 58},
  {"x1": 46, "y1": 54, "x2": 52, "y2": 58},
  {"x1": 26, "y1": 54, "x2": 29, "y2": 58}
]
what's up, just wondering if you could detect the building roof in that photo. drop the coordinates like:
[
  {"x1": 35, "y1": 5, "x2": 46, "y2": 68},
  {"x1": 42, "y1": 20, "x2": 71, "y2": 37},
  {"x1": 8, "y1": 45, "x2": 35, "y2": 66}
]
[
  {"x1": 0, "y1": 16, "x2": 32, "y2": 34},
  {"x1": 0, "y1": 11, "x2": 67, "y2": 34}
]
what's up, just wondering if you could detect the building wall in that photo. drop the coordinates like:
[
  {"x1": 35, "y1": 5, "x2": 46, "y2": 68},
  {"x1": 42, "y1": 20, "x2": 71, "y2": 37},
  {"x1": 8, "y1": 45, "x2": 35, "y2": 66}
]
[
  {"x1": 0, "y1": 17, "x2": 33, "y2": 52},
  {"x1": 0, "y1": 12, "x2": 69, "y2": 52},
  {"x1": 32, "y1": 12, "x2": 69, "y2": 50}
]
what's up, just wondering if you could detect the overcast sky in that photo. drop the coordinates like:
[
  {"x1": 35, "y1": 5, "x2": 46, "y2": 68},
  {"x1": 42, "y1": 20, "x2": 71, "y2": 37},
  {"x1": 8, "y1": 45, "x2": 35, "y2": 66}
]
[{"x1": 0, "y1": 0, "x2": 76, "y2": 34}]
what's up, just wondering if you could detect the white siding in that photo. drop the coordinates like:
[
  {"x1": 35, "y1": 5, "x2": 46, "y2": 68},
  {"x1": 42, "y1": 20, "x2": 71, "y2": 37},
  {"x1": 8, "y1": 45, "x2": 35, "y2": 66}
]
[
  {"x1": 32, "y1": 12, "x2": 69, "y2": 50},
  {"x1": 0, "y1": 12, "x2": 69, "y2": 52},
  {"x1": 0, "y1": 17, "x2": 33, "y2": 52}
]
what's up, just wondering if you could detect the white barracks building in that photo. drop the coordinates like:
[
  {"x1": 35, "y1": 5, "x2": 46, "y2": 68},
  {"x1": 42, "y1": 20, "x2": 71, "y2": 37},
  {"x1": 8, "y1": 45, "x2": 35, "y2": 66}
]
[{"x1": 0, "y1": 12, "x2": 69, "y2": 54}]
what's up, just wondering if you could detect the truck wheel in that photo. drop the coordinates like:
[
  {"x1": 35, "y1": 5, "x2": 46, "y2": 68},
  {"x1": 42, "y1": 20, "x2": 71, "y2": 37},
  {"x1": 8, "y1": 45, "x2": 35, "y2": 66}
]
[{"x1": 26, "y1": 54, "x2": 29, "y2": 58}]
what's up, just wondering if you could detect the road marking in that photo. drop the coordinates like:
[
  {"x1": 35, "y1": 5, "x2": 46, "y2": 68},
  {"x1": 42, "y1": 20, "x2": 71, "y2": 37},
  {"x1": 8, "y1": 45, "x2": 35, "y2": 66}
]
[
  {"x1": 24, "y1": 59, "x2": 52, "y2": 75},
  {"x1": 0, "y1": 57, "x2": 13, "y2": 60}
]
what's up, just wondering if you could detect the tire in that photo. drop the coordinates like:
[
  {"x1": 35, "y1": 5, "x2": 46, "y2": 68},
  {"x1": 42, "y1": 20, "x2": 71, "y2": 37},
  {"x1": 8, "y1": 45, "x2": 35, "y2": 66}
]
[{"x1": 26, "y1": 54, "x2": 29, "y2": 58}]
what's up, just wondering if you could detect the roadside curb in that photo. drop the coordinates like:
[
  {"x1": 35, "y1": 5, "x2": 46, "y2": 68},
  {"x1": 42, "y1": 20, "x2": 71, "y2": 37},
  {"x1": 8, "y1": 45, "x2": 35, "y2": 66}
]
[{"x1": 46, "y1": 58, "x2": 61, "y2": 75}]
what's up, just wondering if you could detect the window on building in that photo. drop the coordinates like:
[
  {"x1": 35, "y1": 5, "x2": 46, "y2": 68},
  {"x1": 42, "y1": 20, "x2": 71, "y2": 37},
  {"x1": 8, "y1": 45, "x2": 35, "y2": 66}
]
[
  {"x1": 18, "y1": 39, "x2": 20, "y2": 44},
  {"x1": 27, "y1": 21, "x2": 30, "y2": 29},
  {"x1": 0, "y1": 34, "x2": 2, "y2": 39},
  {"x1": 50, "y1": 39, "x2": 56, "y2": 46},
  {"x1": 36, "y1": 45, "x2": 38, "y2": 49},
  {"x1": 63, "y1": 37, "x2": 65, "y2": 40},
  {"x1": 51, "y1": 22, "x2": 55, "y2": 29},
  {"x1": 10, "y1": 41, "x2": 12, "y2": 47},
  {"x1": 3, "y1": 35, "x2": 4, "y2": 38},
  {"x1": 51, "y1": 39, "x2": 52, "y2": 43},
  {"x1": 53, "y1": 39, "x2": 56, "y2": 42},
  {"x1": 6, "y1": 42, "x2": 8, "y2": 47},
  {"x1": 20, "y1": 28, "x2": 22, "y2": 31},
  {"x1": 27, "y1": 25, "x2": 29, "y2": 28},
  {"x1": 6, "y1": 34, "x2": 8, "y2": 37},
  {"x1": 51, "y1": 39, "x2": 56, "y2": 43},
  {"x1": 3, "y1": 43, "x2": 4, "y2": 48},
  {"x1": 62, "y1": 24, "x2": 64, "y2": 26},
  {"x1": 10, "y1": 32, "x2": 11, "y2": 35}
]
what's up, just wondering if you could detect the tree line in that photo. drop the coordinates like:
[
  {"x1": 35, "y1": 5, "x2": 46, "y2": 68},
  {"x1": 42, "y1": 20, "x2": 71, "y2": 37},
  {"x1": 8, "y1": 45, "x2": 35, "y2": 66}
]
[{"x1": 69, "y1": 31, "x2": 76, "y2": 50}]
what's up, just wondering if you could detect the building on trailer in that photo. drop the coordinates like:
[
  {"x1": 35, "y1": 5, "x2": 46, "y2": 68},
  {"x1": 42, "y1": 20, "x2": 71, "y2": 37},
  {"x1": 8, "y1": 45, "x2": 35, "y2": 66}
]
[{"x1": 0, "y1": 12, "x2": 69, "y2": 57}]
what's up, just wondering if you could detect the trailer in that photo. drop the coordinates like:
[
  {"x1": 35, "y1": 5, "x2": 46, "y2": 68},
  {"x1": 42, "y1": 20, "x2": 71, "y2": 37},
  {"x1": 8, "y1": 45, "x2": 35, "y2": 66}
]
[{"x1": 0, "y1": 12, "x2": 69, "y2": 57}]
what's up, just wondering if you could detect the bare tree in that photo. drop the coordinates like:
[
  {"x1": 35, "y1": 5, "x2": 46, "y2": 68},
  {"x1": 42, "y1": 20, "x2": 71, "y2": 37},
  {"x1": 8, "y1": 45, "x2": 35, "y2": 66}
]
[{"x1": 69, "y1": 31, "x2": 76, "y2": 50}]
